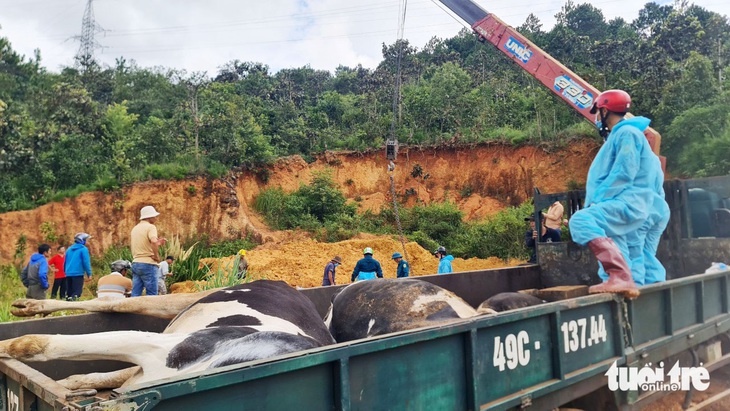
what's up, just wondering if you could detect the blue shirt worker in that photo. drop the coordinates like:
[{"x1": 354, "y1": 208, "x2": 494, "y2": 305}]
[
  {"x1": 64, "y1": 233, "x2": 93, "y2": 300},
  {"x1": 21, "y1": 244, "x2": 51, "y2": 299},
  {"x1": 351, "y1": 247, "x2": 383, "y2": 282},
  {"x1": 435, "y1": 246, "x2": 453, "y2": 274},
  {"x1": 391, "y1": 252, "x2": 410, "y2": 278},
  {"x1": 322, "y1": 255, "x2": 342, "y2": 286},
  {"x1": 569, "y1": 89, "x2": 669, "y2": 299}
]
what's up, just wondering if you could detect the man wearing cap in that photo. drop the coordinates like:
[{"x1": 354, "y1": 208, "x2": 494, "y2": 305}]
[
  {"x1": 524, "y1": 215, "x2": 561, "y2": 264},
  {"x1": 392, "y1": 252, "x2": 409, "y2": 278},
  {"x1": 64, "y1": 233, "x2": 93, "y2": 300},
  {"x1": 131, "y1": 205, "x2": 167, "y2": 297},
  {"x1": 322, "y1": 256, "x2": 342, "y2": 286},
  {"x1": 435, "y1": 246, "x2": 454, "y2": 274},
  {"x1": 570, "y1": 90, "x2": 668, "y2": 298},
  {"x1": 351, "y1": 247, "x2": 383, "y2": 282}
]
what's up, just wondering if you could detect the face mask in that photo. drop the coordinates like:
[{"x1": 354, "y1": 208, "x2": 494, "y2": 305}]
[{"x1": 595, "y1": 119, "x2": 602, "y2": 130}]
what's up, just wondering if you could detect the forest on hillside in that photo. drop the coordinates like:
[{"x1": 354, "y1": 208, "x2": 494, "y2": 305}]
[{"x1": 1, "y1": 1, "x2": 729, "y2": 213}]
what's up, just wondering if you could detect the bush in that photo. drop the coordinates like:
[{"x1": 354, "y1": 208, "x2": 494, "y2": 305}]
[
  {"x1": 408, "y1": 230, "x2": 439, "y2": 253},
  {"x1": 484, "y1": 126, "x2": 527, "y2": 143},
  {"x1": 207, "y1": 237, "x2": 259, "y2": 257},
  {"x1": 204, "y1": 159, "x2": 228, "y2": 179},
  {"x1": 254, "y1": 187, "x2": 289, "y2": 229},
  {"x1": 460, "y1": 202, "x2": 533, "y2": 260},
  {"x1": 0, "y1": 265, "x2": 26, "y2": 322},
  {"x1": 408, "y1": 202, "x2": 463, "y2": 245},
  {"x1": 253, "y1": 170, "x2": 354, "y2": 231},
  {"x1": 143, "y1": 163, "x2": 189, "y2": 180}
]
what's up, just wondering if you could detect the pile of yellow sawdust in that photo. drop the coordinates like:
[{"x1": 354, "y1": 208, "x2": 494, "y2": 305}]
[{"x1": 185, "y1": 236, "x2": 524, "y2": 289}]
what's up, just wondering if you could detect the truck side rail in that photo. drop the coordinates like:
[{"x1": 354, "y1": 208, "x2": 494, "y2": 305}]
[
  {"x1": 99, "y1": 292, "x2": 622, "y2": 411},
  {"x1": 79, "y1": 271, "x2": 724, "y2": 410}
]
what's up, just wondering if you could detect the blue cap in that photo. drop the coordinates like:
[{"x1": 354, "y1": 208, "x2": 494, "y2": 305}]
[{"x1": 392, "y1": 252, "x2": 403, "y2": 259}]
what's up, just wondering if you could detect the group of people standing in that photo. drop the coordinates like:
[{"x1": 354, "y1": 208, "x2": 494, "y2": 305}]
[
  {"x1": 21, "y1": 205, "x2": 174, "y2": 301},
  {"x1": 21, "y1": 232, "x2": 93, "y2": 301},
  {"x1": 320, "y1": 244, "x2": 454, "y2": 286}
]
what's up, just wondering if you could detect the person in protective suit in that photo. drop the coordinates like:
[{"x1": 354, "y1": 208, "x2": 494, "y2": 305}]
[{"x1": 569, "y1": 90, "x2": 669, "y2": 298}]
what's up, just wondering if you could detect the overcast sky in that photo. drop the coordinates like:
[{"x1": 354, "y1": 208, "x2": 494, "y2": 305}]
[{"x1": 1, "y1": 0, "x2": 728, "y2": 76}]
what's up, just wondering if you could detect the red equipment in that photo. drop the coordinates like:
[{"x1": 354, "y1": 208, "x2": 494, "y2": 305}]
[{"x1": 437, "y1": 0, "x2": 665, "y2": 169}]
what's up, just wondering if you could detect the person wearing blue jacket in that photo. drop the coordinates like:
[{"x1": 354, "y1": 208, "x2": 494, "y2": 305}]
[
  {"x1": 21, "y1": 244, "x2": 51, "y2": 299},
  {"x1": 569, "y1": 90, "x2": 669, "y2": 299},
  {"x1": 351, "y1": 247, "x2": 383, "y2": 282},
  {"x1": 435, "y1": 246, "x2": 453, "y2": 274},
  {"x1": 64, "y1": 233, "x2": 93, "y2": 300}
]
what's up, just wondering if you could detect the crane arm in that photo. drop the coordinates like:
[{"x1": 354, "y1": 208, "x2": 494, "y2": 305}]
[{"x1": 437, "y1": 0, "x2": 664, "y2": 167}]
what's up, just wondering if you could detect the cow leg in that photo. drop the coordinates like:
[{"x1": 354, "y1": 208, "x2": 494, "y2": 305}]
[
  {"x1": 0, "y1": 331, "x2": 187, "y2": 385},
  {"x1": 11, "y1": 289, "x2": 221, "y2": 319},
  {"x1": 58, "y1": 366, "x2": 141, "y2": 390}
]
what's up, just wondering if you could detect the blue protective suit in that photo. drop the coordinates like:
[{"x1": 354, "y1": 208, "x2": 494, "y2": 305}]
[{"x1": 569, "y1": 116, "x2": 669, "y2": 285}]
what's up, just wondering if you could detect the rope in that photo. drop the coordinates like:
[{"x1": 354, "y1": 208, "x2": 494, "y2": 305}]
[
  {"x1": 621, "y1": 299, "x2": 634, "y2": 348},
  {"x1": 386, "y1": 0, "x2": 409, "y2": 263},
  {"x1": 389, "y1": 168, "x2": 409, "y2": 263}
]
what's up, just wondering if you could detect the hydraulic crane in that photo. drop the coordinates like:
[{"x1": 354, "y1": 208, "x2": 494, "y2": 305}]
[{"x1": 436, "y1": 0, "x2": 666, "y2": 169}]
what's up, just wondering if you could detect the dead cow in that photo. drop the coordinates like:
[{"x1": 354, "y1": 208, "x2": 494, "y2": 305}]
[
  {"x1": 477, "y1": 292, "x2": 545, "y2": 313},
  {"x1": 327, "y1": 278, "x2": 544, "y2": 342},
  {"x1": 327, "y1": 278, "x2": 479, "y2": 342},
  {"x1": 3, "y1": 280, "x2": 335, "y2": 389}
]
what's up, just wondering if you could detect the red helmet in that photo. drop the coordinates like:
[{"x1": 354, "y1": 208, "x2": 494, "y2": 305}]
[{"x1": 590, "y1": 89, "x2": 631, "y2": 114}]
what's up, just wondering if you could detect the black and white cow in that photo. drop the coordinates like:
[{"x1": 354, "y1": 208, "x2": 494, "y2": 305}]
[
  {"x1": 3, "y1": 280, "x2": 335, "y2": 389},
  {"x1": 327, "y1": 278, "x2": 544, "y2": 342}
]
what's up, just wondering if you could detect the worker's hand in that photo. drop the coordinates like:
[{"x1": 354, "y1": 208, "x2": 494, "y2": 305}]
[
  {"x1": 84, "y1": 277, "x2": 91, "y2": 283},
  {"x1": 532, "y1": 230, "x2": 537, "y2": 239}
]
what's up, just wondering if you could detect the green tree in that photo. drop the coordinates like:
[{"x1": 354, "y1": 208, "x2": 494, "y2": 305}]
[
  {"x1": 102, "y1": 102, "x2": 139, "y2": 183},
  {"x1": 654, "y1": 52, "x2": 720, "y2": 130}
]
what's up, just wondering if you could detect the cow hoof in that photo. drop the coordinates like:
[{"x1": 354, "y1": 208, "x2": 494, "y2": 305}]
[{"x1": 10, "y1": 299, "x2": 45, "y2": 317}]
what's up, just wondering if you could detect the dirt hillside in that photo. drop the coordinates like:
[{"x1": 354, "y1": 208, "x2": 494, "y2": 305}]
[
  {"x1": 182, "y1": 236, "x2": 527, "y2": 289},
  {"x1": 0, "y1": 140, "x2": 598, "y2": 267}
]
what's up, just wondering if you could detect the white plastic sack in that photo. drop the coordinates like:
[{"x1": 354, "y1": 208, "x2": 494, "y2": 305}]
[{"x1": 705, "y1": 262, "x2": 729, "y2": 274}]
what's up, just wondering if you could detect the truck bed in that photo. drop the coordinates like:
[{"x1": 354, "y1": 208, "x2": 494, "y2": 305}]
[{"x1": 1, "y1": 265, "x2": 729, "y2": 410}]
